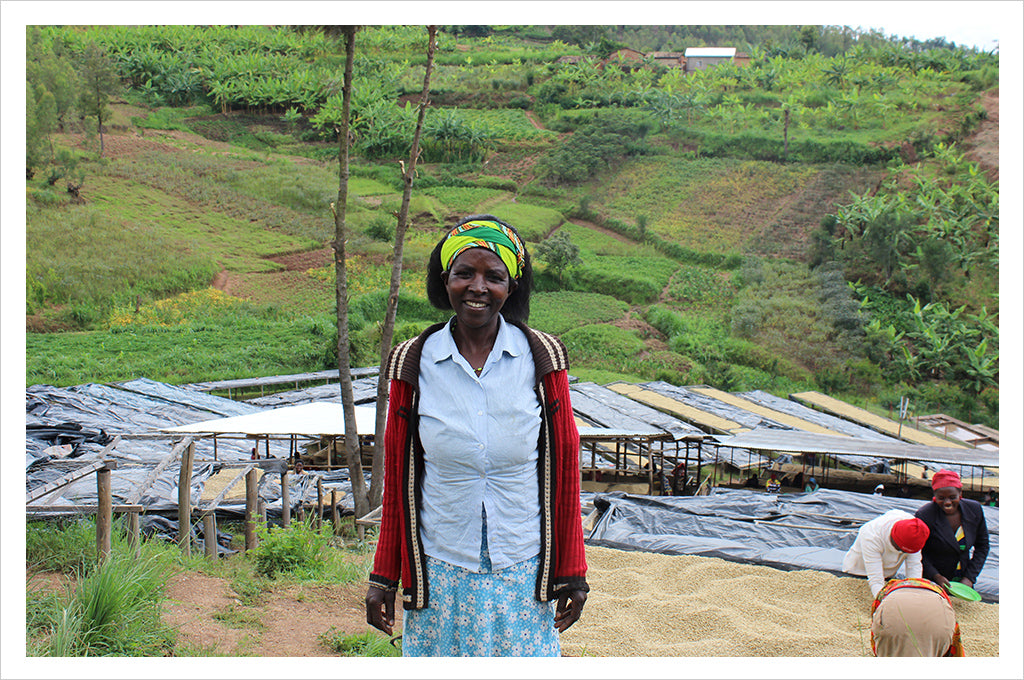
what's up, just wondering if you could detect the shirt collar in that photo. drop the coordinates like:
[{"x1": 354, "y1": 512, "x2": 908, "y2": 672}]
[{"x1": 427, "y1": 316, "x2": 523, "y2": 365}]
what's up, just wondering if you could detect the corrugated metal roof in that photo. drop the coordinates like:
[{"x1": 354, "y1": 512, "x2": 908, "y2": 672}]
[
  {"x1": 713, "y1": 429, "x2": 999, "y2": 468},
  {"x1": 684, "y1": 47, "x2": 737, "y2": 58}
]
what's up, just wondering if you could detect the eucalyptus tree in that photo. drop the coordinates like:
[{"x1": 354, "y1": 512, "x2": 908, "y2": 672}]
[
  {"x1": 370, "y1": 25, "x2": 439, "y2": 509},
  {"x1": 331, "y1": 25, "x2": 370, "y2": 521}
]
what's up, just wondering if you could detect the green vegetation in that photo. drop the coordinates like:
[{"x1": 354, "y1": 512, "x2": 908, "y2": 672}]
[
  {"x1": 24, "y1": 24, "x2": 999, "y2": 427},
  {"x1": 319, "y1": 629, "x2": 401, "y2": 657},
  {"x1": 26, "y1": 520, "x2": 177, "y2": 656},
  {"x1": 25, "y1": 516, "x2": 377, "y2": 657}
]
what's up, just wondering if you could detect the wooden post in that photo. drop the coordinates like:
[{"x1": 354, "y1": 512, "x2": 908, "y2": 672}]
[
  {"x1": 280, "y1": 471, "x2": 290, "y2": 528},
  {"x1": 316, "y1": 477, "x2": 324, "y2": 532},
  {"x1": 177, "y1": 441, "x2": 195, "y2": 555},
  {"x1": 203, "y1": 512, "x2": 218, "y2": 559},
  {"x1": 96, "y1": 466, "x2": 112, "y2": 563},
  {"x1": 331, "y1": 490, "x2": 341, "y2": 536},
  {"x1": 127, "y1": 511, "x2": 141, "y2": 559},
  {"x1": 258, "y1": 500, "x2": 267, "y2": 528},
  {"x1": 245, "y1": 468, "x2": 259, "y2": 552}
]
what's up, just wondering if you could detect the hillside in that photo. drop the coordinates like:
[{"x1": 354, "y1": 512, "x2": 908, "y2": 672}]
[{"x1": 24, "y1": 25, "x2": 1000, "y2": 428}]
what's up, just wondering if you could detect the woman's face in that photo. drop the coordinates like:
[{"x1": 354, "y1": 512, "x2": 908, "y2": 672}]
[
  {"x1": 442, "y1": 247, "x2": 516, "y2": 331},
  {"x1": 933, "y1": 486, "x2": 962, "y2": 515}
]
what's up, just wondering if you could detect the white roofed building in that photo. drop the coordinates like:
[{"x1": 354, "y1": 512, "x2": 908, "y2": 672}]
[{"x1": 684, "y1": 47, "x2": 738, "y2": 72}]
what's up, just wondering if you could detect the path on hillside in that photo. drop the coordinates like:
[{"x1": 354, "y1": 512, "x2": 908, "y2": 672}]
[{"x1": 964, "y1": 88, "x2": 998, "y2": 181}]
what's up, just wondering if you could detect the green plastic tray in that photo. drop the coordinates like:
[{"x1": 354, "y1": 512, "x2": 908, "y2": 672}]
[{"x1": 944, "y1": 581, "x2": 982, "y2": 601}]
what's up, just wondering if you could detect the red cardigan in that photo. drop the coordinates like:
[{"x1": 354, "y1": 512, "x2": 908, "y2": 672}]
[{"x1": 369, "y1": 320, "x2": 589, "y2": 610}]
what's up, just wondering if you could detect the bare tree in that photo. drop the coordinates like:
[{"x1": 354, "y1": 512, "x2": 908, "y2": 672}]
[
  {"x1": 368, "y1": 26, "x2": 438, "y2": 508},
  {"x1": 331, "y1": 26, "x2": 370, "y2": 520}
]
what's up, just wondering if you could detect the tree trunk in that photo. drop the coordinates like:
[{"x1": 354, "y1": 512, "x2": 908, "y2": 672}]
[
  {"x1": 370, "y1": 26, "x2": 438, "y2": 509},
  {"x1": 332, "y1": 26, "x2": 369, "y2": 520}
]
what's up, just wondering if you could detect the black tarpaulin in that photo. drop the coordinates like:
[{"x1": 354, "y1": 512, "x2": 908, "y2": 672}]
[{"x1": 586, "y1": 488, "x2": 999, "y2": 601}]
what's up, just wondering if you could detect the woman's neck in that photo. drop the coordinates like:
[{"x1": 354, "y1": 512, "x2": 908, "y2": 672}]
[{"x1": 451, "y1": 317, "x2": 499, "y2": 367}]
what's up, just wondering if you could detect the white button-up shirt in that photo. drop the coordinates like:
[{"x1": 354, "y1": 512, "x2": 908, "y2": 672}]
[
  {"x1": 842, "y1": 508, "x2": 923, "y2": 597},
  {"x1": 417, "y1": 317, "x2": 542, "y2": 572}
]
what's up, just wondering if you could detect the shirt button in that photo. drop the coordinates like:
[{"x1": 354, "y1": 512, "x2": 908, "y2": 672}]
[{"x1": 477, "y1": 410, "x2": 484, "y2": 416}]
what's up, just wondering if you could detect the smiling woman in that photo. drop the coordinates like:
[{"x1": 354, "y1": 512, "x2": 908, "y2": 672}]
[{"x1": 364, "y1": 214, "x2": 589, "y2": 657}]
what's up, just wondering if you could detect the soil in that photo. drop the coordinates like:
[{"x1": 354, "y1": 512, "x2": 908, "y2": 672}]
[
  {"x1": 28, "y1": 543, "x2": 999, "y2": 658},
  {"x1": 162, "y1": 572, "x2": 372, "y2": 657}
]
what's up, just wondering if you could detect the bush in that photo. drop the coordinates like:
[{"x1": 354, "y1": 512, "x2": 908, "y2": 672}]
[
  {"x1": 253, "y1": 520, "x2": 330, "y2": 578},
  {"x1": 365, "y1": 213, "x2": 395, "y2": 242}
]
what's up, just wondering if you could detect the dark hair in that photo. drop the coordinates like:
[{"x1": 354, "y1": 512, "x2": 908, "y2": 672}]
[{"x1": 425, "y1": 214, "x2": 533, "y2": 324}]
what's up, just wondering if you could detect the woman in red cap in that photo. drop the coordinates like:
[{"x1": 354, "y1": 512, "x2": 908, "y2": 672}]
[
  {"x1": 914, "y1": 469, "x2": 990, "y2": 591},
  {"x1": 842, "y1": 509, "x2": 930, "y2": 597}
]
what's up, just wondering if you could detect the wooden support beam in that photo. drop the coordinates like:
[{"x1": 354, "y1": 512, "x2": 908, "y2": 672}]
[
  {"x1": 177, "y1": 441, "x2": 195, "y2": 555},
  {"x1": 26, "y1": 504, "x2": 143, "y2": 513},
  {"x1": 316, "y1": 477, "x2": 324, "y2": 532},
  {"x1": 127, "y1": 511, "x2": 141, "y2": 559},
  {"x1": 281, "y1": 471, "x2": 290, "y2": 528},
  {"x1": 203, "y1": 513, "x2": 218, "y2": 559},
  {"x1": 26, "y1": 460, "x2": 108, "y2": 504},
  {"x1": 126, "y1": 437, "x2": 194, "y2": 505},
  {"x1": 201, "y1": 464, "x2": 255, "y2": 512},
  {"x1": 96, "y1": 467, "x2": 112, "y2": 563},
  {"x1": 244, "y1": 468, "x2": 259, "y2": 552}
]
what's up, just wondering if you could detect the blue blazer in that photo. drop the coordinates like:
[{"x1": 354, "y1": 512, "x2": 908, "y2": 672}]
[{"x1": 914, "y1": 497, "x2": 990, "y2": 584}]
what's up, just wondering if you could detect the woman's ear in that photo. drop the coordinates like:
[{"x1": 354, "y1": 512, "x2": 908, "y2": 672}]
[
  {"x1": 440, "y1": 270, "x2": 449, "y2": 286},
  {"x1": 508, "y1": 278, "x2": 518, "y2": 293}
]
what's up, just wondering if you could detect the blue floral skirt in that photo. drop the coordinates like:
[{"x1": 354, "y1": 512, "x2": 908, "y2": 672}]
[{"x1": 402, "y1": 522, "x2": 559, "y2": 657}]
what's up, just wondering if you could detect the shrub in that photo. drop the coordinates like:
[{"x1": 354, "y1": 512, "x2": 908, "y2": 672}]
[
  {"x1": 253, "y1": 519, "x2": 330, "y2": 578},
  {"x1": 365, "y1": 213, "x2": 395, "y2": 242}
]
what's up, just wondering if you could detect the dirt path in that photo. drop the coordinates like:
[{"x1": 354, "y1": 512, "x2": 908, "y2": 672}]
[
  {"x1": 964, "y1": 88, "x2": 998, "y2": 181},
  {"x1": 153, "y1": 545, "x2": 999, "y2": 657},
  {"x1": 163, "y1": 572, "x2": 372, "y2": 657}
]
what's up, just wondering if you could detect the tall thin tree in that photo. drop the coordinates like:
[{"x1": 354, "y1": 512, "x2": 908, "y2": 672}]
[
  {"x1": 331, "y1": 26, "x2": 370, "y2": 520},
  {"x1": 369, "y1": 26, "x2": 438, "y2": 508}
]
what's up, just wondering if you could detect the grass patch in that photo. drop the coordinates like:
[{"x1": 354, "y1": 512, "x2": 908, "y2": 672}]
[
  {"x1": 562, "y1": 221, "x2": 659, "y2": 257},
  {"x1": 420, "y1": 185, "x2": 509, "y2": 214},
  {"x1": 26, "y1": 552, "x2": 175, "y2": 656},
  {"x1": 212, "y1": 606, "x2": 265, "y2": 631},
  {"x1": 485, "y1": 200, "x2": 564, "y2": 242},
  {"x1": 597, "y1": 157, "x2": 818, "y2": 254},
  {"x1": 570, "y1": 254, "x2": 680, "y2": 305},
  {"x1": 530, "y1": 291, "x2": 628, "y2": 335},
  {"x1": 319, "y1": 629, "x2": 401, "y2": 657},
  {"x1": 27, "y1": 301, "x2": 336, "y2": 386}
]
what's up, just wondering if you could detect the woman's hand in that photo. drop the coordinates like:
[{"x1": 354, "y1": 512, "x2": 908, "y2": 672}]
[
  {"x1": 933, "y1": 574, "x2": 950, "y2": 589},
  {"x1": 554, "y1": 588, "x2": 587, "y2": 632},
  {"x1": 959, "y1": 577, "x2": 974, "y2": 589},
  {"x1": 365, "y1": 586, "x2": 396, "y2": 635}
]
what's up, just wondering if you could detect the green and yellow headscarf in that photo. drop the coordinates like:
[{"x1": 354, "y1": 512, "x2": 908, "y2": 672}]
[{"x1": 440, "y1": 219, "x2": 526, "y2": 280}]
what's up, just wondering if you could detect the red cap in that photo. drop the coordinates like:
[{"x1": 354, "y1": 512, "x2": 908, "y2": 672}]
[
  {"x1": 931, "y1": 469, "x2": 962, "y2": 491},
  {"x1": 890, "y1": 518, "x2": 929, "y2": 553}
]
